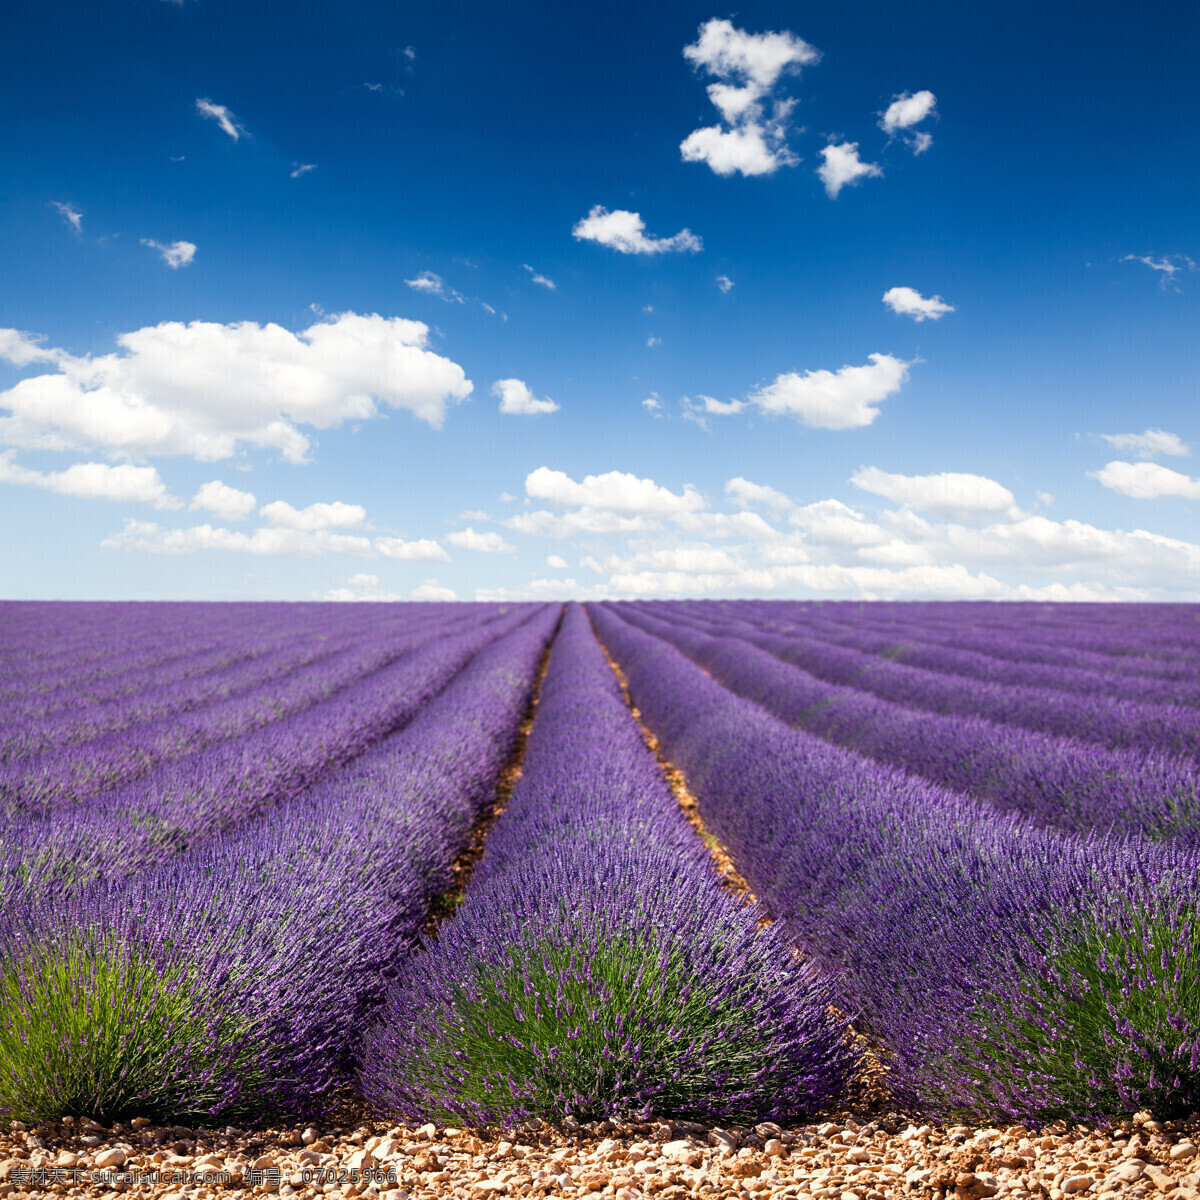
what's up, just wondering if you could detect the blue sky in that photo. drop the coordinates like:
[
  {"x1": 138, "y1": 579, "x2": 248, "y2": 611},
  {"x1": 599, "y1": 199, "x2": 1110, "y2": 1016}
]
[{"x1": 2, "y1": 0, "x2": 1198, "y2": 601}]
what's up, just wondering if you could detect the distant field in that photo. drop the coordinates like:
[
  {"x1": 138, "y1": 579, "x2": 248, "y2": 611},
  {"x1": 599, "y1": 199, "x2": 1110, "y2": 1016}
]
[{"x1": 3, "y1": 598, "x2": 1200, "y2": 1130}]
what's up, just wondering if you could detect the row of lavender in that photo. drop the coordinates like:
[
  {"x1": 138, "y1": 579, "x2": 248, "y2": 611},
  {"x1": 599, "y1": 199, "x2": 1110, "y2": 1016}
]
[
  {"x1": 1, "y1": 602, "x2": 858, "y2": 1128},
  {"x1": 5, "y1": 596, "x2": 1200, "y2": 1127},
  {"x1": 611, "y1": 604, "x2": 1200, "y2": 838},
  {"x1": 360, "y1": 604, "x2": 853, "y2": 1124},
  {"x1": 1, "y1": 603, "x2": 560, "y2": 1120},
  {"x1": 592, "y1": 603, "x2": 1200, "y2": 1121}
]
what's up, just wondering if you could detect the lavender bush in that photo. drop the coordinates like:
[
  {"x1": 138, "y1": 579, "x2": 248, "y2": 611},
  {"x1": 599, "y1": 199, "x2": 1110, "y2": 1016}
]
[
  {"x1": 0, "y1": 606, "x2": 559, "y2": 1122},
  {"x1": 591, "y1": 603, "x2": 1200, "y2": 1122},
  {"x1": 359, "y1": 605, "x2": 853, "y2": 1126},
  {"x1": 613, "y1": 605, "x2": 1200, "y2": 838}
]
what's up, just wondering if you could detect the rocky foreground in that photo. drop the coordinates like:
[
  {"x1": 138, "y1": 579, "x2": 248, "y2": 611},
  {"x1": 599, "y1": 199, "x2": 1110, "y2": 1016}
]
[{"x1": 4, "y1": 1111, "x2": 1200, "y2": 1200}]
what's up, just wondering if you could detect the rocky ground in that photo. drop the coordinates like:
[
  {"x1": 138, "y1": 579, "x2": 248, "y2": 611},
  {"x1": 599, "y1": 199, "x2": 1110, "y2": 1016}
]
[{"x1": 4, "y1": 1110, "x2": 1200, "y2": 1200}]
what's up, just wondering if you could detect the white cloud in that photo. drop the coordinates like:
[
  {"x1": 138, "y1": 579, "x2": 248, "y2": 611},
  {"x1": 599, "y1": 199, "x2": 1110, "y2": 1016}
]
[
  {"x1": 507, "y1": 467, "x2": 705, "y2": 539},
  {"x1": 260, "y1": 499, "x2": 367, "y2": 530},
  {"x1": 725, "y1": 476, "x2": 794, "y2": 513},
  {"x1": 680, "y1": 18, "x2": 819, "y2": 178},
  {"x1": 190, "y1": 479, "x2": 257, "y2": 521},
  {"x1": 195, "y1": 98, "x2": 245, "y2": 141},
  {"x1": 747, "y1": 352, "x2": 911, "y2": 429},
  {"x1": 681, "y1": 394, "x2": 745, "y2": 429},
  {"x1": 522, "y1": 264, "x2": 556, "y2": 290},
  {"x1": 321, "y1": 573, "x2": 404, "y2": 602},
  {"x1": 547, "y1": 554, "x2": 568, "y2": 569},
  {"x1": 412, "y1": 579, "x2": 457, "y2": 601},
  {"x1": 851, "y1": 466, "x2": 1019, "y2": 521},
  {"x1": 374, "y1": 536, "x2": 450, "y2": 562},
  {"x1": 879, "y1": 90, "x2": 937, "y2": 152},
  {"x1": 788, "y1": 498, "x2": 888, "y2": 547},
  {"x1": 0, "y1": 312, "x2": 472, "y2": 462},
  {"x1": 680, "y1": 122, "x2": 796, "y2": 178},
  {"x1": 1088, "y1": 460, "x2": 1200, "y2": 500},
  {"x1": 101, "y1": 519, "x2": 375, "y2": 558},
  {"x1": 647, "y1": 336, "x2": 662, "y2": 348},
  {"x1": 445, "y1": 527, "x2": 516, "y2": 554},
  {"x1": 141, "y1": 239, "x2": 196, "y2": 269},
  {"x1": 817, "y1": 142, "x2": 883, "y2": 198},
  {"x1": 492, "y1": 378, "x2": 560, "y2": 415},
  {"x1": 525, "y1": 467, "x2": 705, "y2": 516},
  {"x1": 404, "y1": 271, "x2": 464, "y2": 303},
  {"x1": 882, "y1": 286, "x2": 954, "y2": 321},
  {"x1": 643, "y1": 393, "x2": 663, "y2": 416},
  {"x1": 486, "y1": 458, "x2": 1200, "y2": 600},
  {"x1": 290, "y1": 163, "x2": 317, "y2": 179},
  {"x1": 1099, "y1": 428, "x2": 1190, "y2": 459},
  {"x1": 0, "y1": 451, "x2": 180, "y2": 509},
  {"x1": 51, "y1": 202, "x2": 82, "y2": 233},
  {"x1": 880, "y1": 90, "x2": 938, "y2": 131},
  {"x1": 716, "y1": 274, "x2": 734, "y2": 293},
  {"x1": 1121, "y1": 254, "x2": 1196, "y2": 290},
  {"x1": 572, "y1": 207, "x2": 702, "y2": 255}
]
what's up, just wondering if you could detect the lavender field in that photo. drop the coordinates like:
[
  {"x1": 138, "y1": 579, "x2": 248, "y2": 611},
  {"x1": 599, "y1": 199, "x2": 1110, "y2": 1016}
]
[{"x1": 3, "y1": 599, "x2": 1200, "y2": 1130}]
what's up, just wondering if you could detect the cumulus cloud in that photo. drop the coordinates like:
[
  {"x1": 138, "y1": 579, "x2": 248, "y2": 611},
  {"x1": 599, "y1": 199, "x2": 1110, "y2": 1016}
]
[
  {"x1": 482, "y1": 459, "x2": 1200, "y2": 601},
  {"x1": 1098, "y1": 428, "x2": 1190, "y2": 459},
  {"x1": 851, "y1": 466, "x2": 1019, "y2": 521},
  {"x1": 1088, "y1": 460, "x2": 1200, "y2": 500},
  {"x1": 572, "y1": 207, "x2": 702, "y2": 255},
  {"x1": 788, "y1": 498, "x2": 888, "y2": 547},
  {"x1": 195, "y1": 98, "x2": 245, "y2": 141},
  {"x1": 404, "y1": 271, "x2": 464, "y2": 303},
  {"x1": 259, "y1": 500, "x2": 367, "y2": 530},
  {"x1": 817, "y1": 142, "x2": 883, "y2": 198},
  {"x1": 526, "y1": 467, "x2": 704, "y2": 516},
  {"x1": 412, "y1": 579, "x2": 457, "y2": 601},
  {"x1": 547, "y1": 554, "x2": 568, "y2": 569},
  {"x1": 680, "y1": 18, "x2": 820, "y2": 177},
  {"x1": 725, "y1": 476, "x2": 794, "y2": 513},
  {"x1": 0, "y1": 451, "x2": 180, "y2": 509},
  {"x1": 642, "y1": 393, "x2": 663, "y2": 416},
  {"x1": 507, "y1": 467, "x2": 705, "y2": 539},
  {"x1": 747, "y1": 353, "x2": 911, "y2": 429},
  {"x1": 321, "y1": 573, "x2": 404, "y2": 602},
  {"x1": 190, "y1": 479, "x2": 257, "y2": 521},
  {"x1": 445, "y1": 527, "x2": 516, "y2": 554},
  {"x1": 716, "y1": 274, "x2": 734, "y2": 293},
  {"x1": 882, "y1": 286, "x2": 954, "y2": 321},
  {"x1": 1121, "y1": 254, "x2": 1196, "y2": 290},
  {"x1": 681, "y1": 394, "x2": 745, "y2": 429},
  {"x1": 492, "y1": 378, "x2": 560, "y2": 415},
  {"x1": 374, "y1": 536, "x2": 450, "y2": 562},
  {"x1": 102, "y1": 519, "x2": 375, "y2": 558},
  {"x1": 290, "y1": 163, "x2": 317, "y2": 179},
  {"x1": 522, "y1": 264, "x2": 556, "y2": 290},
  {"x1": 141, "y1": 239, "x2": 196, "y2": 269},
  {"x1": 879, "y1": 90, "x2": 937, "y2": 152},
  {"x1": 0, "y1": 312, "x2": 472, "y2": 463},
  {"x1": 51, "y1": 202, "x2": 82, "y2": 233}
]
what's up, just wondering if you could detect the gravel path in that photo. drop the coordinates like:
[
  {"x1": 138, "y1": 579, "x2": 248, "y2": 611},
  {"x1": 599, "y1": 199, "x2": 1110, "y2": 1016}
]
[{"x1": 4, "y1": 1111, "x2": 1200, "y2": 1199}]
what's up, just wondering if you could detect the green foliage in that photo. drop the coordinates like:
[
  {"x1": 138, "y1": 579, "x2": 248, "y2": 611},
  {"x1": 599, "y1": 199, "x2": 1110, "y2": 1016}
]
[
  {"x1": 0, "y1": 927, "x2": 267, "y2": 1123},
  {"x1": 946, "y1": 900, "x2": 1200, "y2": 1121},
  {"x1": 393, "y1": 927, "x2": 807, "y2": 1124}
]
